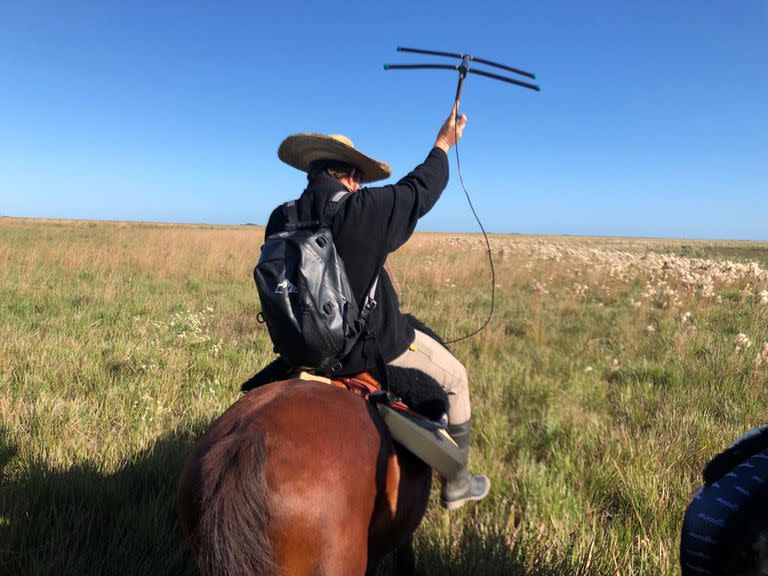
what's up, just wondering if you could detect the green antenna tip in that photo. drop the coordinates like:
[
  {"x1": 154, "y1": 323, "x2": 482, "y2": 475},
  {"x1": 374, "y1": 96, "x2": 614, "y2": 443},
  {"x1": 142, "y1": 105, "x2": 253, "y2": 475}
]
[
  {"x1": 535, "y1": 84, "x2": 541, "y2": 91},
  {"x1": 383, "y1": 64, "x2": 389, "y2": 70},
  {"x1": 531, "y1": 73, "x2": 537, "y2": 79}
]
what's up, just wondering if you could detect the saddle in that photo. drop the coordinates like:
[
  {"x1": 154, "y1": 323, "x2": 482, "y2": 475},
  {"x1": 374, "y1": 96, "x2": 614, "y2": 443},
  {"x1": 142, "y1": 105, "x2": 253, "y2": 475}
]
[
  {"x1": 298, "y1": 370, "x2": 438, "y2": 424},
  {"x1": 241, "y1": 358, "x2": 449, "y2": 421},
  {"x1": 298, "y1": 370, "x2": 463, "y2": 478}
]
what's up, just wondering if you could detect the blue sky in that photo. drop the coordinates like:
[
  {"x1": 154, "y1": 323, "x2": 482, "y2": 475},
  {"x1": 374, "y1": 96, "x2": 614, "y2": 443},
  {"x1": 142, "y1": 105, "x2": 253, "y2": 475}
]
[{"x1": 1, "y1": 1, "x2": 766, "y2": 239}]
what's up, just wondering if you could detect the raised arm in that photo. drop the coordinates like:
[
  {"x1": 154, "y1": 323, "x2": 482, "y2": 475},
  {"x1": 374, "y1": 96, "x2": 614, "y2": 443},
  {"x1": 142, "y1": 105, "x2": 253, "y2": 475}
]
[{"x1": 352, "y1": 102, "x2": 468, "y2": 252}]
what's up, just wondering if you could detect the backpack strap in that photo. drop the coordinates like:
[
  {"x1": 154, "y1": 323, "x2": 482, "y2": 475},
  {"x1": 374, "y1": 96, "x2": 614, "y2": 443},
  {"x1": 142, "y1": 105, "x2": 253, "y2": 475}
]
[
  {"x1": 281, "y1": 192, "x2": 350, "y2": 231},
  {"x1": 282, "y1": 200, "x2": 319, "y2": 231},
  {"x1": 282, "y1": 200, "x2": 299, "y2": 225},
  {"x1": 323, "y1": 190, "x2": 380, "y2": 313},
  {"x1": 283, "y1": 200, "x2": 299, "y2": 227},
  {"x1": 323, "y1": 190, "x2": 352, "y2": 223}
]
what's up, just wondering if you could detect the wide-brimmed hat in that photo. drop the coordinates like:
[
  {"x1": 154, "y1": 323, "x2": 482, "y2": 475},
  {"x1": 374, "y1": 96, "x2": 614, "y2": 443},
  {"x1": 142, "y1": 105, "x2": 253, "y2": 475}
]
[{"x1": 278, "y1": 133, "x2": 391, "y2": 183}]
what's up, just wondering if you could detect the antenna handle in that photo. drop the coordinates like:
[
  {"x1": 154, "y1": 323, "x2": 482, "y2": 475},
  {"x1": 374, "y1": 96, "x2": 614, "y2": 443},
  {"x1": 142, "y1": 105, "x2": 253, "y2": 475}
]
[{"x1": 454, "y1": 55, "x2": 471, "y2": 112}]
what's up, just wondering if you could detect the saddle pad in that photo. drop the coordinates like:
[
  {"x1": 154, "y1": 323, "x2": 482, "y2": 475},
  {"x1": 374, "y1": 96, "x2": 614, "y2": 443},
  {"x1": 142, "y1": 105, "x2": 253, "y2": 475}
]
[{"x1": 298, "y1": 371, "x2": 332, "y2": 385}]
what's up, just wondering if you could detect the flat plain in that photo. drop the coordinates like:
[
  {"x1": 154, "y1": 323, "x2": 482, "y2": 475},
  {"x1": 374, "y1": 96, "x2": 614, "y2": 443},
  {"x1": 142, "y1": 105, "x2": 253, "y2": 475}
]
[{"x1": 1, "y1": 217, "x2": 767, "y2": 575}]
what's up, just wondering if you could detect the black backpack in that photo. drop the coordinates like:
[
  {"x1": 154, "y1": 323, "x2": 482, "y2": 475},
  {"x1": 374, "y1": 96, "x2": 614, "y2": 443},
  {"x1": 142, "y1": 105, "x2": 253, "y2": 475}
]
[{"x1": 254, "y1": 192, "x2": 378, "y2": 373}]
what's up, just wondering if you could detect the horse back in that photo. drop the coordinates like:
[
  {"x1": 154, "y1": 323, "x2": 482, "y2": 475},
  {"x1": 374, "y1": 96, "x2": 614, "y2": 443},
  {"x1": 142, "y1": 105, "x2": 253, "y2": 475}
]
[{"x1": 178, "y1": 378, "x2": 429, "y2": 575}]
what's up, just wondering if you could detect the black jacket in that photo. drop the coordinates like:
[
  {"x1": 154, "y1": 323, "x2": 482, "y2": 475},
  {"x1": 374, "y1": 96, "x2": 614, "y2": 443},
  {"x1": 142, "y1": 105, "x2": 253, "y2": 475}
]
[{"x1": 264, "y1": 147, "x2": 449, "y2": 375}]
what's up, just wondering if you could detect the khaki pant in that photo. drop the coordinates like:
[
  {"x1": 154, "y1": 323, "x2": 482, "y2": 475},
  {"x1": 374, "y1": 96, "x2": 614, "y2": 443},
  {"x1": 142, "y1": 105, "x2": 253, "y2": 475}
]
[{"x1": 389, "y1": 330, "x2": 471, "y2": 425}]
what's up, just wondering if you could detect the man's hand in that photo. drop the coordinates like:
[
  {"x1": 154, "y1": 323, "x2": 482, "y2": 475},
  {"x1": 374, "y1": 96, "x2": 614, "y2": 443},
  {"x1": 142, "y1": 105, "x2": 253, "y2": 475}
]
[{"x1": 434, "y1": 100, "x2": 468, "y2": 153}]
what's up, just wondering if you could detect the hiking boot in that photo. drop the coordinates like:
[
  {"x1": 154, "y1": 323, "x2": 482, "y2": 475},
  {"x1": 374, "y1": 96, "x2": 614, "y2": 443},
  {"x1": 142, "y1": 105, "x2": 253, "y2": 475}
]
[
  {"x1": 440, "y1": 420, "x2": 491, "y2": 510},
  {"x1": 441, "y1": 469, "x2": 491, "y2": 510}
]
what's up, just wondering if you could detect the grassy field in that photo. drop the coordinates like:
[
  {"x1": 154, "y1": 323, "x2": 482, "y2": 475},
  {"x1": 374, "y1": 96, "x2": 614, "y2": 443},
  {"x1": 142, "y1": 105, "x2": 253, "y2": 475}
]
[{"x1": 1, "y1": 217, "x2": 767, "y2": 575}]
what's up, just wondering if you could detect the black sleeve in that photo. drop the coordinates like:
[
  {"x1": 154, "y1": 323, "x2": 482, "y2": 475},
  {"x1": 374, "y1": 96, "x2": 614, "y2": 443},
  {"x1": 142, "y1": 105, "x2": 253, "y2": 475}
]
[
  {"x1": 403, "y1": 313, "x2": 450, "y2": 351},
  {"x1": 240, "y1": 356, "x2": 293, "y2": 392},
  {"x1": 354, "y1": 147, "x2": 449, "y2": 252}
]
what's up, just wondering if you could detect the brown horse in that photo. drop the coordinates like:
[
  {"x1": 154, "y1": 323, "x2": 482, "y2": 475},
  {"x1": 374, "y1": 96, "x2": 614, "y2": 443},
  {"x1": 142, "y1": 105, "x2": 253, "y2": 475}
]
[{"x1": 177, "y1": 378, "x2": 432, "y2": 576}]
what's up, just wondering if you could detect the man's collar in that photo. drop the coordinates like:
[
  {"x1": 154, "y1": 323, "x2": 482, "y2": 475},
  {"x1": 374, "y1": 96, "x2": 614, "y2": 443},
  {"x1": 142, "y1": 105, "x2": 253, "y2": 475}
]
[
  {"x1": 306, "y1": 174, "x2": 352, "y2": 195},
  {"x1": 299, "y1": 175, "x2": 353, "y2": 218}
]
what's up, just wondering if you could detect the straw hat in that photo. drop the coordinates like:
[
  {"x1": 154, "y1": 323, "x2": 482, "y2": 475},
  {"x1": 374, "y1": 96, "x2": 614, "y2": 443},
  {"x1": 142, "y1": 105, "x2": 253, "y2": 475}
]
[{"x1": 278, "y1": 133, "x2": 391, "y2": 183}]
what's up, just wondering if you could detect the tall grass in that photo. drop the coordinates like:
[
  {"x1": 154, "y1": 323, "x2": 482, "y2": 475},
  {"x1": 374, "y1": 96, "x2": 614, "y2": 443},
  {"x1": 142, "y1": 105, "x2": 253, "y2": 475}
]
[{"x1": 1, "y1": 217, "x2": 766, "y2": 575}]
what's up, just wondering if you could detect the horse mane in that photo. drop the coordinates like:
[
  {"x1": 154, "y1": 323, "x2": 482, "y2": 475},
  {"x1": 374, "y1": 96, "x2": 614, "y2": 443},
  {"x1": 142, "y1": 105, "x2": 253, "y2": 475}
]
[{"x1": 196, "y1": 430, "x2": 276, "y2": 576}]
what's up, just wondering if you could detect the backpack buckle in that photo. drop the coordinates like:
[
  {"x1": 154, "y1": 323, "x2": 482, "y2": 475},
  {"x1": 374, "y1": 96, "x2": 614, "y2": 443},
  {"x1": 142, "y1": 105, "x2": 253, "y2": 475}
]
[{"x1": 358, "y1": 298, "x2": 377, "y2": 326}]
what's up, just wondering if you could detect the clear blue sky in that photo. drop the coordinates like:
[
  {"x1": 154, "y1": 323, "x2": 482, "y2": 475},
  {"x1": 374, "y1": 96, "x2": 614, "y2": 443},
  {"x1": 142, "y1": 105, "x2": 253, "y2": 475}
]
[{"x1": 1, "y1": 1, "x2": 766, "y2": 239}]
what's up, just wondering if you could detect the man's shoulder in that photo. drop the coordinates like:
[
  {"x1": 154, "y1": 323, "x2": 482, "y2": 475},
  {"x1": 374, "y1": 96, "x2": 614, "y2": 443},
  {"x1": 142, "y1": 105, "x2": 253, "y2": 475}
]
[
  {"x1": 265, "y1": 204, "x2": 287, "y2": 237},
  {"x1": 344, "y1": 184, "x2": 394, "y2": 214},
  {"x1": 268, "y1": 204, "x2": 284, "y2": 219},
  {"x1": 331, "y1": 188, "x2": 387, "y2": 231}
]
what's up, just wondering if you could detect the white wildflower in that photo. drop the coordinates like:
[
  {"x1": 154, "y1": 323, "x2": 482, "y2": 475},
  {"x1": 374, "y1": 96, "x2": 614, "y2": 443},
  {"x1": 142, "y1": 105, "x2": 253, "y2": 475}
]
[
  {"x1": 735, "y1": 333, "x2": 752, "y2": 353},
  {"x1": 755, "y1": 343, "x2": 768, "y2": 367},
  {"x1": 572, "y1": 283, "x2": 588, "y2": 296}
]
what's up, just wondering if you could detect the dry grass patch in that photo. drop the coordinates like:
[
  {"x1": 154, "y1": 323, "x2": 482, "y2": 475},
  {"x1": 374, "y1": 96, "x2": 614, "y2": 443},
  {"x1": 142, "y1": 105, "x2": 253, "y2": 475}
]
[{"x1": 1, "y1": 218, "x2": 767, "y2": 575}]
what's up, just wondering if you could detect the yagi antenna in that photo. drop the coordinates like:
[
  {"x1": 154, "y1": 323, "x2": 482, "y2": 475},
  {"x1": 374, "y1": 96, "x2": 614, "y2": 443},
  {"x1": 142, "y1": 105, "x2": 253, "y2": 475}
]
[
  {"x1": 384, "y1": 46, "x2": 540, "y2": 106},
  {"x1": 383, "y1": 47, "x2": 541, "y2": 344}
]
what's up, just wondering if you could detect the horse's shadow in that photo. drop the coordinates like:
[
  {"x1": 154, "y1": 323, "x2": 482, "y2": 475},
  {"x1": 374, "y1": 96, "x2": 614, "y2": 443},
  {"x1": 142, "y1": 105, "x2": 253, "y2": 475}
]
[
  {"x1": 0, "y1": 422, "x2": 205, "y2": 576},
  {"x1": 1, "y1": 422, "x2": 573, "y2": 576},
  {"x1": 378, "y1": 511, "x2": 577, "y2": 576}
]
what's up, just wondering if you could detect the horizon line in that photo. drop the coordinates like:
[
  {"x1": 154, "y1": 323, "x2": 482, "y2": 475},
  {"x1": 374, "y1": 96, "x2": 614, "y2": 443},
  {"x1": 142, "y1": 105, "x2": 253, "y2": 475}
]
[{"x1": 1, "y1": 215, "x2": 767, "y2": 244}]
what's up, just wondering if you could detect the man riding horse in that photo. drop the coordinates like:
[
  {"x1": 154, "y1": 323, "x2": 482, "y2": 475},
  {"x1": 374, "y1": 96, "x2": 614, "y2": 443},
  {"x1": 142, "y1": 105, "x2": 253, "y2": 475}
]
[{"x1": 266, "y1": 102, "x2": 489, "y2": 510}]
